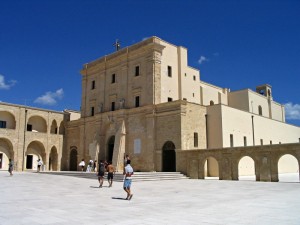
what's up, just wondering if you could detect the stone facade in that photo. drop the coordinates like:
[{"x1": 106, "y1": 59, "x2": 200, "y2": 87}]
[{"x1": 1, "y1": 36, "x2": 300, "y2": 180}]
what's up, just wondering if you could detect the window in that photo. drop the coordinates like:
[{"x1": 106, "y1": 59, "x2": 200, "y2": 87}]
[
  {"x1": 270, "y1": 140, "x2": 272, "y2": 145},
  {"x1": 244, "y1": 136, "x2": 247, "y2": 146},
  {"x1": 168, "y1": 66, "x2": 172, "y2": 77},
  {"x1": 185, "y1": 73, "x2": 187, "y2": 77},
  {"x1": 299, "y1": 138, "x2": 300, "y2": 143},
  {"x1": 135, "y1": 66, "x2": 140, "y2": 76},
  {"x1": 193, "y1": 93, "x2": 195, "y2": 97},
  {"x1": 91, "y1": 107, "x2": 94, "y2": 116},
  {"x1": 210, "y1": 101, "x2": 214, "y2": 105},
  {"x1": 260, "y1": 139, "x2": 263, "y2": 145},
  {"x1": 111, "y1": 102, "x2": 115, "y2": 111},
  {"x1": 258, "y1": 105, "x2": 262, "y2": 115},
  {"x1": 0, "y1": 120, "x2": 6, "y2": 128},
  {"x1": 112, "y1": 74, "x2": 116, "y2": 83},
  {"x1": 135, "y1": 96, "x2": 140, "y2": 107},
  {"x1": 193, "y1": 75, "x2": 196, "y2": 81},
  {"x1": 168, "y1": 97, "x2": 173, "y2": 102},
  {"x1": 183, "y1": 98, "x2": 187, "y2": 101},
  {"x1": 91, "y1": 80, "x2": 95, "y2": 90},
  {"x1": 194, "y1": 132, "x2": 198, "y2": 147},
  {"x1": 230, "y1": 134, "x2": 234, "y2": 147},
  {"x1": 27, "y1": 124, "x2": 32, "y2": 131}
]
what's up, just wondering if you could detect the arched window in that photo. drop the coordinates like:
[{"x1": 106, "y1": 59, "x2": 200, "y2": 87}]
[{"x1": 210, "y1": 101, "x2": 214, "y2": 106}]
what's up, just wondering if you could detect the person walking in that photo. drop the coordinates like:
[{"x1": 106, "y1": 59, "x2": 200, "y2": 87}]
[
  {"x1": 106, "y1": 161, "x2": 115, "y2": 187},
  {"x1": 79, "y1": 159, "x2": 85, "y2": 171},
  {"x1": 97, "y1": 160, "x2": 105, "y2": 188},
  {"x1": 37, "y1": 159, "x2": 43, "y2": 172},
  {"x1": 8, "y1": 159, "x2": 13, "y2": 176},
  {"x1": 123, "y1": 159, "x2": 133, "y2": 200}
]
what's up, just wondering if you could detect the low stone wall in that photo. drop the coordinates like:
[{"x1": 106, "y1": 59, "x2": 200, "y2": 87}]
[{"x1": 176, "y1": 143, "x2": 300, "y2": 182}]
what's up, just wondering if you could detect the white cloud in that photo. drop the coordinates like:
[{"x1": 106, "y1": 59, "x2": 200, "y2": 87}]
[
  {"x1": 284, "y1": 102, "x2": 300, "y2": 120},
  {"x1": 0, "y1": 74, "x2": 16, "y2": 90},
  {"x1": 198, "y1": 56, "x2": 209, "y2": 64},
  {"x1": 34, "y1": 88, "x2": 64, "y2": 105}
]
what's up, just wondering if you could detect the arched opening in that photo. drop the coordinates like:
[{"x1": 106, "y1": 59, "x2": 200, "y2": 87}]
[
  {"x1": 25, "y1": 141, "x2": 46, "y2": 171},
  {"x1": 238, "y1": 156, "x2": 255, "y2": 181},
  {"x1": 27, "y1": 116, "x2": 47, "y2": 133},
  {"x1": 49, "y1": 146, "x2": 58, "y2": 171},
  {"x1": 107, "y1": 136, "x2": 115, "y2": 162},
  {"x1": 209, "y1": 100, "x2": 214, "y2": 106},
  {"x1": 69, "y1": 148, "x2": 78, "y2": 171},
  {"x1": 50, "y1": 120, "x2": 58, "y2": 134},
  {"x1": 204, "y1": 157, "x2": 219, "y2": 179},
  {"x1": 0, "y1": 111, "x2": 16, "y2": 129},
  {"x1": 278, "y1": 154, "x2": 299, "y2": 182},
  {"x1": 0, "y1": 138, "x2": 14, "y2": 170},
  {"x1": 162, "y1": 141, "x2": 176, "y2": 172}
]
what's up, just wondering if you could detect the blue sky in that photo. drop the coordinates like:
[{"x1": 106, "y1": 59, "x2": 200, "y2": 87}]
[{"x1": 0, "y1": 0, "x2": 299, "y2": 126}]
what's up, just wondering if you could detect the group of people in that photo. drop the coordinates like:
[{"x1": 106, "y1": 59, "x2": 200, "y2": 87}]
[{"x1": 79, "y1": 154, "x2": 133, "y2": 200}]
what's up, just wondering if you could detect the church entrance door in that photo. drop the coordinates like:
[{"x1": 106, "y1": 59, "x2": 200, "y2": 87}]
[
  {"x1": 162, "y1": 141, "x2": 176, "y2": 172},
  {"x1": 107, "y1": 136, "x2": 115, "y2": 162}
]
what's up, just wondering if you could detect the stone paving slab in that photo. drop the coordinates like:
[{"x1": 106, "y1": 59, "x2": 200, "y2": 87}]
[{"x1": 0, "y1": 172, "x2": 299, "y2": 225}]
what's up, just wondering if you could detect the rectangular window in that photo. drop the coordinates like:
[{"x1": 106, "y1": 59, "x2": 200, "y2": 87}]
[
  {"x1": 183, "y1": 98, "x2": 187, "y2": 101},
  {"x1": 168, "y1": 66, "x2": 172, "y2": 77},
  {"x1": 135, "y1": 66, "x2": 140, "y2": 76},
  {"x1": 135, "y1": 96, "x2": 140, "y2": 107},
  {"x1": 112, "y1": 74, "x2": 116, "y2": 83},
  {"x1": 91, "y1": 80, "x2": 95, "y2": 89},
  {"x1": 111, "y1": 102, "x2": 115, "y2": 111},
  {"x1": 194, "y1": 132, "x2": 198, "y2": 147},
  {"x1": 260, "y1": 139, "x2": 263, "y2": 145},
  {"x1": 270, "y1": 140, "x2": 273, "y2": 145},
  {"x1": 244, "y1": 136, "x2": 247, "y2": 146},
  {"x1": 27, "y1": 124, "x2": 32, "y2": 131},
  {"x1": 193, "y1": 75, "x2": 196, "y2": 81},
  {"x1": 0, "y1": 121, "x2": 7, "y2": 128},
  {"x1": 91, "y1": 107, "x2": 94, "y2": 116},
  {"x1": 230, "y1": 134, "x2": 234, "y2": 147},
  {"x1": 168, "y1": 97, "x2": 173, "y2": 102}
]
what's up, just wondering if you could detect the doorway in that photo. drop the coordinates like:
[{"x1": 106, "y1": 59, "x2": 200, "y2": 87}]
[
  {"x1": 69, "y1": 149, "x2": 78, "y2": 171},
  {"x1": 107, "y1": 136, "x2": 115, "y2": 162},
  {"x1": 26, "y1": 155, "x2": 33, "y2": 169},
  {"x1": 162, "y1": 141, "x2": 176, "y2": 172}
]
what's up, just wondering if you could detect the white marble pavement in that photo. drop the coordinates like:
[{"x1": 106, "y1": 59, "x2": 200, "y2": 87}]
[{"x1": 0, "y1": 171, "x2": 299, "y2": 225}]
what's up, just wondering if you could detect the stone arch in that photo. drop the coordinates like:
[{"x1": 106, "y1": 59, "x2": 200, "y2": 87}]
[
  {"x1": 27, "y1": 115, "x2": 47, "y2": 133},
  {"x1": 0, "y1": 138, "x2": 14, "y2": 170},
  {"x1": 0, "y1": 111, "x2": 16, "y2": 129},
  {"x1": 59, "y1": 121, "x2": 65, "y2": 135},
  {"x1": 69, "y1": 147, "x2": 78, "y2": 171},
  {"x1": 162, "y1": 141, "x2": 176, "y2": 172},
  {"x1": 204, "y1": 156, "x2": 219, "y2": 178},
  {"x1": 238, "y1": 156, "x2": 255, "y2": 181},
  {"x1": 25, "y1": 141, "x2": 46, "y2": 171},
  {"x1": 49, "y1": 146, "x2": 58, "y2": 171},
  {"x1": 278, "y1": 153, "x2": 299, "y2": 182},
  {"x1": 107, "y1": 136, "x2": 115, "y2": 162},
  {"x1": 50, "y1": 120, "x2": 58, "y2": 134}
]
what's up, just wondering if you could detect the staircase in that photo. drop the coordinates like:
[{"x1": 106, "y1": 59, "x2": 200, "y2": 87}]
[{"x1": 40, "y1": 171, "x2": 189, "y2": 182}]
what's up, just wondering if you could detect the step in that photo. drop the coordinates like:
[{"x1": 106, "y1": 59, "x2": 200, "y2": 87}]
[{"x1": 40, "y1": 171, "x2": 189, "y2": 182}]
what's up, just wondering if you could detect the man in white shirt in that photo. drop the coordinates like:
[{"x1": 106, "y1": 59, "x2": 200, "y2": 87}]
[{"x1": 123, "y1": 160, "x2": 133, "y2": 200}]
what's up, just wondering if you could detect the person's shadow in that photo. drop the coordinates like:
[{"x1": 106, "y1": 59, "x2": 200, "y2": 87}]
[{"x1": 112, "y1": 197, "x2": 127, "y2": 200}]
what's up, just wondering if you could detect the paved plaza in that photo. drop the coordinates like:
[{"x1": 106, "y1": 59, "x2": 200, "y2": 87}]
[{"x1": 0, "y1": 171, "x2": 299, "y2": 225}]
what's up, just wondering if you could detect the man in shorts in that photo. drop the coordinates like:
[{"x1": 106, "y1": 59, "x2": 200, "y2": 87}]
[
  {"x1": 106, "y1": 161, "x2": 115, "y2": 187},
  {"x1": 123, "y1": 160, "x2": 133, "y2": 200}
]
